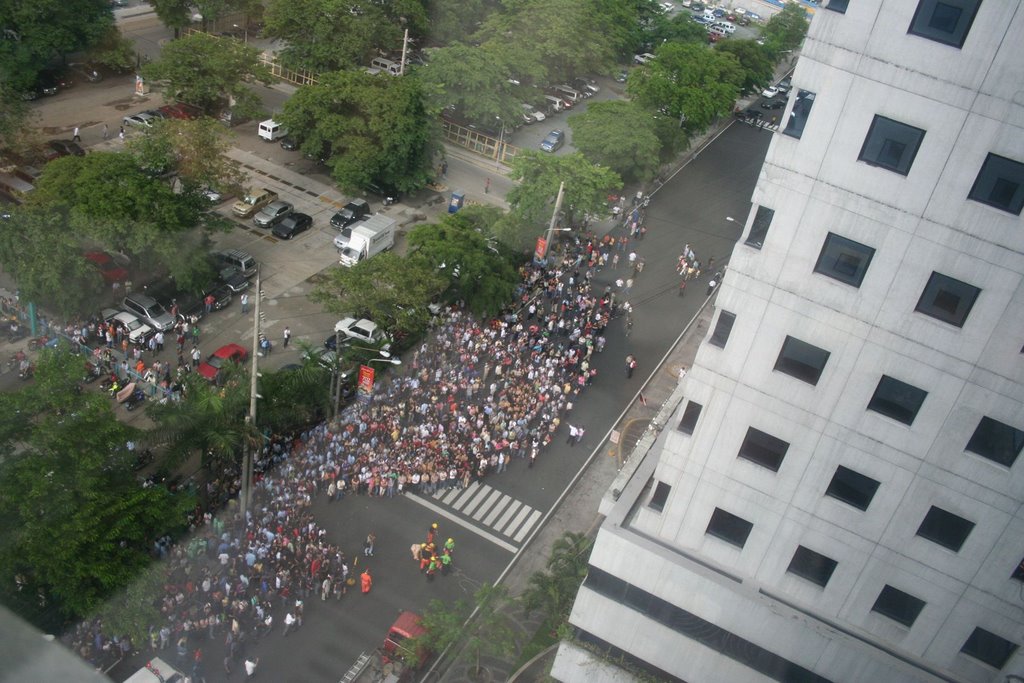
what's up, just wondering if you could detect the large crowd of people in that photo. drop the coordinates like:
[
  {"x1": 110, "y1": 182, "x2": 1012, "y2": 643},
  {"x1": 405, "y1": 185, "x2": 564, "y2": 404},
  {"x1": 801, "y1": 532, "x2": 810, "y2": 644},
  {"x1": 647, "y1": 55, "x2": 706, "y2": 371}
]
[{"x1": 61, "y1": 233, "x2": 631, "y2": 679}]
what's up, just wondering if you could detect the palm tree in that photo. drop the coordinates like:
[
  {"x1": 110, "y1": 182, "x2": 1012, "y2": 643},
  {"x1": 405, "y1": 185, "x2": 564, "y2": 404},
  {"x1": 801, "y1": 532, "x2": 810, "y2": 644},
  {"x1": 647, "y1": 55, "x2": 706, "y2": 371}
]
[{"x1": 522, "y1": 531, "x2": 593, "y2": 624}]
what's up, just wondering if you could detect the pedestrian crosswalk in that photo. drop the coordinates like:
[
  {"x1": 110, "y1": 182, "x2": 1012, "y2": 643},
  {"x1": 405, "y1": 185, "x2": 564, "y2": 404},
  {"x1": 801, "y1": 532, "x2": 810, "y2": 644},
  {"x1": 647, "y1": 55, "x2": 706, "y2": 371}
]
[{"x1": 410, "y1": 482, "x2": 543, "y2": 553}]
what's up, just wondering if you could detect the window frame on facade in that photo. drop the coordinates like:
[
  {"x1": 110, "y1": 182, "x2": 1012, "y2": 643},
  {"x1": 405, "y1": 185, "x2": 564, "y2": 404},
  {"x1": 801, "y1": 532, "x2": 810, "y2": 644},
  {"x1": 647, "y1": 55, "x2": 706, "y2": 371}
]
[
  {"x1": 786, "y1": 545, "x2": 839, "y2": 587},
  {"x1": 708, "y1": 310, "x2": 736, "y2": 348},
  {"x1": 907, "y1": 0, "x2": 981, "y2": 49},
  {"x1": 774, "y1": 335, "x2": 831, "y2": 385},
  {"x1": 871, "y1": 584, "x2": 926, "y2": 628},
  {"x1": 649, "y1": 481, "x2": 671, "y2": 512},
  {"x1": 737, "y1": 427, "x2": 790, "y2": 472},
  {"x1": 914, "y1": 271, "x2": 981, "y2": 328},
  {"x1": 960, "y1": 627, "x2": 1019, "y2": 670},
  {"x1": 745, "y1": 205, "x2": 774, "y2": 249},
  {"x1": 705, "y1": 507, "x2": 754, "y2": 549},
  {"x1": 858, "y1": 115, "x2": 926, "y2": 176},
  {"x1": 813, "y1": 232, "x2": 875, "y2": 288},
  {"x1": 916, "y1": 505, "x2": 974, "y2": 552},
  {"x1": 783, "y1": 90, "x2": 815, "y2": 139},
  {"x1": 867, "y1": 375, "x2": 928, "y2": 426},
  {"x1": 677, "y1": 400, "x2": 703, "y2": 435},
  {"x1": 968, "y1": 152, "x2": 1024, "y2": 216},
  {"x1": 824, "y1": 465, "x2": 880, "y2": 511},
  {"x1": 965, "y1": 416, "x2": 1024, "y2": 468}
]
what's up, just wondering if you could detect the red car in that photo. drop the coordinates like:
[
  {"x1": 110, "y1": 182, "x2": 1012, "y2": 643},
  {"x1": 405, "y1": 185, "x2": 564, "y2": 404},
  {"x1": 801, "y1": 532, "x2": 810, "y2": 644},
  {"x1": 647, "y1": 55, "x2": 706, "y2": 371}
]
[
  {"x1": 158, "y1": 102, "x2": 203, "y2": 120},
  {"x1": 84, "y1": 251, "x2": 129, "y2": 284},
  {"x1": 197, "y1": 343, "x2": 249, "y2": 381}
]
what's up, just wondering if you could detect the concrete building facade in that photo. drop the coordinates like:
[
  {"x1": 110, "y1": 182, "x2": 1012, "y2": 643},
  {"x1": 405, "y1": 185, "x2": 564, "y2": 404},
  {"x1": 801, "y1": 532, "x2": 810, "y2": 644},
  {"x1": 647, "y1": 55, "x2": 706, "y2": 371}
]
[{"x1": 554, "y1": 1, "x2": 1024, "y2": 682}]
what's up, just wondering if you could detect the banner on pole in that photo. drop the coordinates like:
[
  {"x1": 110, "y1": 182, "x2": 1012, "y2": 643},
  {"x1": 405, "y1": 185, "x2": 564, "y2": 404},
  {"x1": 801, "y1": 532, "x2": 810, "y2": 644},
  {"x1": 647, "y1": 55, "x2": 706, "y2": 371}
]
[
  {"x1": 357, "y1": 365, "x2": 375, "y2": 397},
  {"x1": 534, "y1": 236, "x2": 548, "y2": 261}
]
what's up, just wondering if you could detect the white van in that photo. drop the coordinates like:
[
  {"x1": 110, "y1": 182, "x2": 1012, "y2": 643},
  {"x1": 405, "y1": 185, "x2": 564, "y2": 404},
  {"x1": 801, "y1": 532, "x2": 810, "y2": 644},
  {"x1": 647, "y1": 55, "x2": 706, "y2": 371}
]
[
  {"x1": 258, "y1": 119, "x2": 287, "y2": 142},
  {"x1": 543, "y1": 95, "x2": 565, "y2": 113},
  {"x1": 708, "y1": 24, "x2": 728, "y2": 38},
  {"x1": 370, "y1": 57, "x2": 402, "y2": 76},
  {"x1": 714, "y1": 21, "x2": 736, "y2": 34}
]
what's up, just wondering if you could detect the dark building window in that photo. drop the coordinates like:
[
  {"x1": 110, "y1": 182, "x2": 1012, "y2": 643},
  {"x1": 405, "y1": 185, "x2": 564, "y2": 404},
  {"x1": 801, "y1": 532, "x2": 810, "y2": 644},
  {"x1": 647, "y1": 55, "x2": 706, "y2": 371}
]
[
  {"x1": 706, "y1": 508, "x2": 754, "y2": 548},
  {"x1": 649, "y1": 481, "x2": 671, "y2": 512},
  {"x1": 709, "y1": 311, "x2": 735, "y2": 348},
  {"x1": 960, "y1": 627, "x2": 1019, "y2": 669},
  {"x1": 825, "y1": 465, "x2": 880, "y2": 511},
  {"x1": 915, "y1": 272, "x2": 981, "y2": 328},
  {"x1": 1011, "y1": 558, "x2": 1024, "y2": 582},
  {"x1": 908, "y1": 0, "x2": 980, "y2": 48},
  {"x1": 737, "y1": 427, "x2": 789, "y2": 472},
  {"x1": 968, "y1": 153, "x2": 1024, "y2": 215},
  {"x1": 787, "y1": 546, "x2": 838, "y2": 587},
  {"x1": 774, "y1": 336, "x2": 831, "y2": 385},
  {"x1": 867, "y1": 375, "x2": 927, "y2": 425},
  {"x1": 745, "y1": 205, "x2": 774, "y2": 249},
  {"x1": 871, "y1": 585, "x2": 926, "y2": 627},
  {"x1": 678, "y1": 400, "x2": 703, "y2": 434},
  {"x1": 916, "y1": 506, "x2": 974, "y2": 552},
  {"x1": 814, "y1": 232, "x2": 875, "y2": 287},
  {"x1": 825, "y1": 0, "x2": 850, "y2": 11},
  {"x1": 858, "y1": 115, "x2": 925, "y2": 176},
  {"x1": 783, "y1": 90, "x2": 815, "y2": 139},
  {"x1": 965, "y1": 416, "x2": 1024, "y2": 468}
]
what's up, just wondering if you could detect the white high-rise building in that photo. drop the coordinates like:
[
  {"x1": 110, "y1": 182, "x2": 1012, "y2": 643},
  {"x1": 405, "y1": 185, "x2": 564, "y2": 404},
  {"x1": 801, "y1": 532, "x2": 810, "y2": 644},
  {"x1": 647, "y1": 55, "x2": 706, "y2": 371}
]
[{"x1": 554, "y1": 1, "x2": 1024, "y2": 682}]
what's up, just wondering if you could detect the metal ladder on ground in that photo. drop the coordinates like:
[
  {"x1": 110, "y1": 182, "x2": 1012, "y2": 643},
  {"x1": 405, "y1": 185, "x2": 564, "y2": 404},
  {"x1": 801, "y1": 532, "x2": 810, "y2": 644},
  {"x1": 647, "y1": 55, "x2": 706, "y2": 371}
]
[{"x1": 340, "y1": 651, "x2": 372, "y2": 683}]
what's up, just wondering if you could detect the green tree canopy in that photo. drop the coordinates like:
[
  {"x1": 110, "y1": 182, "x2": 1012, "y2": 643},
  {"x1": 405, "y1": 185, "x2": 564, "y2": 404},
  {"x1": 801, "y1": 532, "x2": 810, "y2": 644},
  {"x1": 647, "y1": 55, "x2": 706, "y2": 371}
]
[
  {"x1": 427, "y1": 0, "x2": 492, "y2": 46},
  {"x1": 263, "y1": 0, "x2": 402, "y2": 73},
  {"x1": 408, "y1": 214, "x2": 521, "y2": 317},
  {"x1": 311, "y1": 251, "x2": 447, "y2": 341},
  {"x1": 646, "y1": 11, "x2": 712, "y2": 46},
  {"x1": 141, "y1": 32, "x2": 272, "y2": 119},
  {"x1": 568, "y1": 100, "x2": 661, "y2": 182},
  {"x1": 714, "y1": 39, "x2": 776, "y2": 95},
  {"x1": 762, "y1": 3, "x2": 810, "y2": 56},
  {"x1": 126, "y1": 118, "x2": 247, "y2": 197},
  {"x1": 0, "y1": 348, "x2": 192, "y2": 629},
  {"x1": 278, "y1": 70, "x2": 436, "y2": 192},
  {"x1": 86, "y1": 26, "x2": 136, "y2": 74},
  {"x1": 627, "y1": 41, "x2": 742, "y2": 133},
  {"x1": 507, "y1": 151, "x2": 622, "y2": 229},
  {"x1": 415, "y1": 43, "x2": 522, "y2": 127},
  {"x1": 150, "y1": 0, "x2": 192, "y2": 38},
  {"x1": 0, "y1": 0, "x2": 113, "y2": 93}
]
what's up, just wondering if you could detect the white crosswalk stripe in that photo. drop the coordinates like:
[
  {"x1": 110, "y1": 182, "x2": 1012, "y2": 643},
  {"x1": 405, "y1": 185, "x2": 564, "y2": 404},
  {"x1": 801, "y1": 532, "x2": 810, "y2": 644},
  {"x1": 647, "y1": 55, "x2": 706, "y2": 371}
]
[{"x1": 408, "y1": 482, "x2": 543, "y2": 550}]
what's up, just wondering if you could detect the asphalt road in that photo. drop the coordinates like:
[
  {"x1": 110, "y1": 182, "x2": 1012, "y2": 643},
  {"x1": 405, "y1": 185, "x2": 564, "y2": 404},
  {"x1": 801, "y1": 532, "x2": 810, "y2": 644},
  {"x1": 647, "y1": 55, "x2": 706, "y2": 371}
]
[{"x1": 106, "y1": 121, "x2": 774, "y2": 683}]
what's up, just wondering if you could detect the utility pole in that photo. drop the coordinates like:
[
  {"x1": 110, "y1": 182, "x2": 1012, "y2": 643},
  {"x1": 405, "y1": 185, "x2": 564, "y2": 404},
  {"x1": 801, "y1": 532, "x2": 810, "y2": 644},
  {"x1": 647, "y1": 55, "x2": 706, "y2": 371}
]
[
  {"x1": 240, "y1": 268, "x2": 261, "y2": 516},
  {"x1": 399, "y1": 28, "x2": 409, "y2": 76},
  {"x1": 543, "y1": 181, "x2": 566, "y2": 265}
]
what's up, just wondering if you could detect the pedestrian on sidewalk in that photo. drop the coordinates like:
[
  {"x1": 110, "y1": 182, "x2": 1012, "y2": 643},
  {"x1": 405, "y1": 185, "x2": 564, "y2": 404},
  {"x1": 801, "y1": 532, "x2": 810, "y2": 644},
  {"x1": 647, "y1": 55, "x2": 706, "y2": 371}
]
[
  {"x1": 441, "y1": 159, "x2": 448, "y2": 178},
  {"x1": 283, "y1": 326, "x2": 291, "y2": 348},
  {"x1": 707, "y1": 275, "x2": 718, "y2": 296},
  {"x1": 191, "y1": 346, "x2": 201, "y2": 368},
  {"x1": 118, "y1": 126, "x2": 125, "y2": 142},
  {"x1": 72, "y1": 126, "x2": 81, "y2": 142},
  {"x1": 240, "y1": 292, "x2": 249, "y2": 313},
  {"x1": 484, "y1": 177, "x2": 491, "y2": 194},
  {"x1": 102, "y1": 123, "x2": 109, "y2": 140}
]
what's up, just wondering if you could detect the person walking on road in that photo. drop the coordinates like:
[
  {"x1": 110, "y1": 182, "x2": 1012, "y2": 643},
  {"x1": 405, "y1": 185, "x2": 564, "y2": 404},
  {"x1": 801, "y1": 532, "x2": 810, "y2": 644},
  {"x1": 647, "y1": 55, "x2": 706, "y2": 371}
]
[
  {"x1": 283, "y1": 326, "x2": 291, "y2": 348},
  {"x1": 72, "y1": 126, "x2": 81, "y2": 142},
  {"x1": 360, "y1": 569, "x2": 373, "y2": 594},
  {"x1": 363, "y1": 532, "x2": 376, "y2": 557},
  {"x1": 240, "y1": 292, "x2": 249, "y2": 313},
  {"x1": 626, "y1": 354, "x2": 637, "y2": 379},
  {"x1": 484, "y1": 177, "x2": 491, "y2": 194},
  {"x1": 245, "y1": 656, "x2": 259, "y2": 679},
  {"x1": 567, "y1": 424, "x2": 578, "y2": 445}
]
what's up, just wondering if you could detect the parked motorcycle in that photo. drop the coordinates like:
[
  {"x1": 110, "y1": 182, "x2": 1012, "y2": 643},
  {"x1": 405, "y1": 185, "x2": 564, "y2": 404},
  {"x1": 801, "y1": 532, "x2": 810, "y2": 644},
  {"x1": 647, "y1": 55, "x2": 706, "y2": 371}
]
[
  {"x1": 125, "y1": 388, "x2": 146, "y2": 411},
  {"x1": 18, "y1": 361, "x2": 34, "y2": 380},
  {"x1": 27, "y1": 335, "x2": 51, "y2": 351}
]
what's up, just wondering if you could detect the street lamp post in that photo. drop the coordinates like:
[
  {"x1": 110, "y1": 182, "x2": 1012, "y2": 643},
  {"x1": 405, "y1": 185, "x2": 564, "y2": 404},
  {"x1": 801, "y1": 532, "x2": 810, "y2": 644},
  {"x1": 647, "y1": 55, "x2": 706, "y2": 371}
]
[
  {"x1": 495, "y1": 117, "x2": 505, "y2": 169},
  {"x1": 331, "y1": 344, "x2": 398, "y2": 417},
  {"x1": 240, "y1": 267, "x2": 261, "y2": 516}
]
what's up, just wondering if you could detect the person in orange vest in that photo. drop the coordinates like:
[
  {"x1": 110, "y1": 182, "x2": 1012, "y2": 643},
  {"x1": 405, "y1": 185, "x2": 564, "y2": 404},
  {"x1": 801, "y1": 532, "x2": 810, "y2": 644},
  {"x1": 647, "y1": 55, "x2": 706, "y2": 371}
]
[
  {"x1": 426, "y1": 522, "x2": 438, "y2": 546},
  {"x1": 419, "y1": 542, "x2": 434, "y2": 572},
  {"x1": 360, "y1": 569, "x2": 372, "y2": 594}
]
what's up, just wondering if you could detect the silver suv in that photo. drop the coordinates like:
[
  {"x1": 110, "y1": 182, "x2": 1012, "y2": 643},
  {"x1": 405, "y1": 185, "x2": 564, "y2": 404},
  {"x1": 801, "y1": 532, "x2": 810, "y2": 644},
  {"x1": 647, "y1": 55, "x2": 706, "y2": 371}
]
[{"x1": 123, "y1": 294, "x2": 176, "y2": 332}]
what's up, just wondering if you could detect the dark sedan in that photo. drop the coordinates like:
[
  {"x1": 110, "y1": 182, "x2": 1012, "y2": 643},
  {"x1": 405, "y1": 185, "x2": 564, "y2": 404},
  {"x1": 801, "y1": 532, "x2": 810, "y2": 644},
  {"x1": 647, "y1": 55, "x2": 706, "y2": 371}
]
[
  {"x1": 760, "y1": 99, "x2": 786, "y2": 110},
  {"x1": 48, "y1": 139, "x2": 85, "y2": 157},
  {"x1": 272, "y1": 212, "x2": 313, "y2": 239}
]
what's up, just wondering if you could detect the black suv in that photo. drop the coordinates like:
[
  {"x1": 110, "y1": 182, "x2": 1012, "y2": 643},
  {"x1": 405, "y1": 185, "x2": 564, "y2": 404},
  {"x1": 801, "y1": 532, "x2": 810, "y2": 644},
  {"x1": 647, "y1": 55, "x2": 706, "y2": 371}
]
[
  {"x1": 330, "y1": 198, "x2": 370, "y2": 230},
  {"x1": 146, "y1": 278, "x2": 233, "y2": 323}
]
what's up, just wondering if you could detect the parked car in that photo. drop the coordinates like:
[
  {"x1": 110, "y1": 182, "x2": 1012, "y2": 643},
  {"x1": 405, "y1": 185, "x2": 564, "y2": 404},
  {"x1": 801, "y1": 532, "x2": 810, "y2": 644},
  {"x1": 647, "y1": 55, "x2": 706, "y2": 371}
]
[
  {"x1": 540, "y1": 129, "x2": 565, "y2": 153},
  {"x1": 218, "y1": 266, "x2": 250, "y2": 293},
  {"x1": 232, "y1": 188, "x2": 279, "y2": 218},
  {"x1": 365, "y1": 181, "x2": 400, "y2": 206},
  {"x1": 760, "y1": 99, "x2": 785, "y2": 110},
  {"x1": 123, "y1": 112, "x2": 157, "y2": 128},
  {"x1": 279, "y1": 135, "x2": 299, "y2": 151},
  {"x1": 253, "y1": 200, "x2": 294, "y2": 228},
  {"x1": 197, "y1": 343, "x2": 249, "y2": 382},
  {"x1": 633, "y1": 52, "x2": 656, "y2": 65},
  {"x1": 102, "y1": 308, "x2": 152, "y2": 345},
  {"x1": 761, "y1": 86, "x2": 780, "y2": 98},
  {"x1": 48, "y1": 139, "x2": 85, "y2": 157},
  {"x1": 330, "y1": 199, "x2": 370, "y2": 230},
  {"x1": 327, "y1": 317, "x2": 390, "y2": 350},
  {"x1": 272, "y1": 212, "x2": 313, "y2": 239},
  {"x1": 158, "y1": 102, "x2": 204, "y2": 120},
  {"x1": 571, "y1": 78, "x2": 600, "y2": 96},
  {"x1": 145, "y1": 278, "x2": 232, "y2": 323},
  {"x1": 84, "y1": 251, "x2": 128, "y2": 283},
  {"x1": 521, "y1": 103, "x2": 545, "y2": 124},
  {"x1": 122, "y1": 294, "x2": 175, "y2": 332},
  {"x1": 68, "y1": 62, "x2": 103, "y2": 83}
]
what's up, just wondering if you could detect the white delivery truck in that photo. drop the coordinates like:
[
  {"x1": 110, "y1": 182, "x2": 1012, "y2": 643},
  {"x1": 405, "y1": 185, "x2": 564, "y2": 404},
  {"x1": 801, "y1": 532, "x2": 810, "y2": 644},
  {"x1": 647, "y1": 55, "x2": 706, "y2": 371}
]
[{"x1": 339, "y1": 215, "x2": 396, "y2": 267}]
